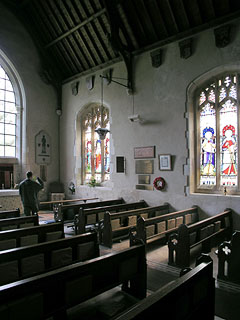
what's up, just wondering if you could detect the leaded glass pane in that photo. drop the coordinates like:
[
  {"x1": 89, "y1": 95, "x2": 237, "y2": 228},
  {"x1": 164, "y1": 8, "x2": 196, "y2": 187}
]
[
  {"x1": 200, "y1": 103, "x2": 216, "y2": 185},
  {"x1": 5, "y1": 102, "x2": 16, "y2": 113},
  {"x1": 0, "y1": 90, "x2": 4, "y2": 100},
  {"x1": 0, "y1": 79, "x2": 4, "y2": 90},
  {"x1": 5, "y1": 146, "x2": 15, "y2": 157},
  {"x1": 5, "y1": 135, "x2": 15, "y2": 147},
  {"x1": 0, "y1": 65, "x2": 17, "y2": 157},
  {"x1": 82, "y1": 105, "x2": 110, "y2": 183},
  {"x1": 0, "y1": 67, "x2": 5, "y2": 79},
  {"x1": 5, "y1": 124, "x2": 15, "y2": 135},
  {"x1": 5, "y1": 80, "x2": 13, "y2": 92},
  {"x1": 5, "y1": 91, "x2": 15, "y2": 103},
  {"x1": 220, "y1": 100, "x2": 238, "y2": 186},
  {"x1": 95, "y1": 139, "x2": 102, "y2": 174},
  {"x1": 104, "y1": 133, "x2": 110, "y2": 174}
]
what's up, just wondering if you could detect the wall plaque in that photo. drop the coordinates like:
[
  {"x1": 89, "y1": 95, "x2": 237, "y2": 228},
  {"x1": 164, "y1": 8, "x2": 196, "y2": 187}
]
[
  {"x1": 134, "y1": 146, "x2": 155, "y2": 159},
  {"x1": 135, "y1": 160, "x2": 154, "y2": 174},
  {"x1": 138, "y1": 175, "x2": 150, "y2": 184},
  {"x1": 35, "y1": 130, "x2": 51, "y2": 165},
  {"x1": 136, "y1": 185, "x2": 154, "y2": 191},
  {"x1": 116, "y1": 156, "x2": 125, "y2": 173}
]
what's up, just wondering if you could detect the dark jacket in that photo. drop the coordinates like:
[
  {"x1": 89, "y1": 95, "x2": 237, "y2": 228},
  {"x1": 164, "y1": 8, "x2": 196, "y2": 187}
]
[{"x1": 19, "y1": 177, "x2": 44, "y2": 211}]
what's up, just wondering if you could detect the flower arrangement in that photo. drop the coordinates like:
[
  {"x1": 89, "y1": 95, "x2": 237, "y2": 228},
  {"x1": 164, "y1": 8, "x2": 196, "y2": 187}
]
[{"x1": 88, "y1": 176, "x2": 101, "y2": 187}]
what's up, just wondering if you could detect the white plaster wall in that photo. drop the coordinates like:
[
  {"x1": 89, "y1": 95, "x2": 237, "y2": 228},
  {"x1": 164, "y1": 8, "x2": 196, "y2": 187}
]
[
  {"x1": 0, "y1": 4, "x2": 59, "y2": 200},
  {"x1": 61, "y1": 19, "x2": 240, "y2": 229}
]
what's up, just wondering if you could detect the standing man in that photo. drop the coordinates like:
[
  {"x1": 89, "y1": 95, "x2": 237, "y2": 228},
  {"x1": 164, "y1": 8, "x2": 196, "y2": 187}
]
[{"x1": 19, "y1": 171, "x2": 44, "y2": 216}]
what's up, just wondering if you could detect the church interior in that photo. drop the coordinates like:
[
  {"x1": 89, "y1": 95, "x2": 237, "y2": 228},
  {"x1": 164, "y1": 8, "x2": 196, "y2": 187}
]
[{"x1": 0, "y1": 0, "x2": 240, "y2": 319}]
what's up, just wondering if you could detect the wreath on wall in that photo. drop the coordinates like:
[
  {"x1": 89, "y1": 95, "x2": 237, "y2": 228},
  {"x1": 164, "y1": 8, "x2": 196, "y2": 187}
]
[{"x1": 153, "y1": 177, "x2": 166, "y2": 191}]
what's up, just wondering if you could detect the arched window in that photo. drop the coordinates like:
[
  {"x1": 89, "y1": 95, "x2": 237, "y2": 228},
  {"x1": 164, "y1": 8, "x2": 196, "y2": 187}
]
[
  {"x1": 196, "y1": 74, "x2": 239, "y2": 193},
  {"x1": 0, "y1": 64, "x2": 17, "y2": 157},
  {"x1": 81, "y1": 105, "x2": 110, "y2": 183}
]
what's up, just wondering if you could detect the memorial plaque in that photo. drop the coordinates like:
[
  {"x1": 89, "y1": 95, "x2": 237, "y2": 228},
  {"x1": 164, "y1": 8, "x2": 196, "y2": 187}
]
[
  {"x1": 136, "y1": 185, "x2": 154, "y2": 191},
  {"x1": 135, "y1": 160, "x2": 154, "y2": 174},
  {"x1": 138, "y1": 175, "x2": 150, "y2": 185},
  {"x1": 134, "y1": 146, "x2": 155, "y2": 159}
]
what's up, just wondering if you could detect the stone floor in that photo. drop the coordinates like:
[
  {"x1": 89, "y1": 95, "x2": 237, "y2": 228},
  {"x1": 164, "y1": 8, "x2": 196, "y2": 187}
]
[{"x1": 39, "y1": 212, "x2": 240, "y2": 319}]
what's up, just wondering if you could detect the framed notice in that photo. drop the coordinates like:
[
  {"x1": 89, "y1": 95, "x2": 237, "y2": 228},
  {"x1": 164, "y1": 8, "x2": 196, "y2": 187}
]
[
  {"x1": 134, "y1": 146, "x2": 155, "y2": 159},
  {"x1": 159, "y1": 154, "x2": 171, "y2": 171}
]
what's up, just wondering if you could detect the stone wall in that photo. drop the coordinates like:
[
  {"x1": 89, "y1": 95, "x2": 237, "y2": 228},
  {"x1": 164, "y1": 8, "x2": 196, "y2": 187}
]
[
  {"x1": 61, "y1": 18, "x2": 240, "y2": 230},
  {"x1": 0, "y1": 4, "x2": 59, "y2": 201}
]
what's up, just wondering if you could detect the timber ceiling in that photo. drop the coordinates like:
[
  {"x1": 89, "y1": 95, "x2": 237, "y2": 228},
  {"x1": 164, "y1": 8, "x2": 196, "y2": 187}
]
[{"x1": 3, "y1": 0, "x2": 240, "y2": 84}]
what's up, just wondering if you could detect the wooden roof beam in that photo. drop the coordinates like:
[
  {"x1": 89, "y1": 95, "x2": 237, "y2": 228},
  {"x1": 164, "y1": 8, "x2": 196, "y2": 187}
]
[
  {"x1": 45, "y1": 8, "x2": 106, "y2": 49},
  {"x1": 103, "y1": 0, "x2": 133, "y2": 91}
]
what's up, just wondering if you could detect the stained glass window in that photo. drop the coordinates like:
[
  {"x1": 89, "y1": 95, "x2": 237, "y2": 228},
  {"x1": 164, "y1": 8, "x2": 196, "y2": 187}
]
[
  {"x1": 82, "y1": 105, "x2": 110, "y2": 183},
  {"x1": 0, "y1": 65, "x2": 17, "y2": 157},
  {"x1": 198, "y1": 74, "x2": 239, "y2": 192}
]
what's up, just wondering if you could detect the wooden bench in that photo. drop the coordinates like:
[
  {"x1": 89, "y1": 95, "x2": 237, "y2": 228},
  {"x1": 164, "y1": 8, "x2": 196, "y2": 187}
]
[
  {"x1": 75, "y1": 200, "x2": 148, "y2": 235},
  {"x1": 217, "y1": 230, "x2": 240, "y2": 284},
  {"x1": 0, "y1": 231, "x2": 99, "y2": 286},
  {"x1": 0, "y1": 215, "x2": 39, "y2": 231},
  {"x1": 56, "y1": 198, "x2": 125, "y2": 223},
  {"x1": 102, "y1": 204, "x2": 170, "y2": 248},
  {"x1": 39, "y1": 197, "x2": 99, "y2": 210},
  {"x1": 0, "y1": 244, "x2": 146, "y2": 320},
  {"x1": 168, "y1": 209, "x2": 232, "y2": 268},
  {"x1": 114, "y1": 259, "x2": 215, "y2": 320},
  {"x1": 0, "y1": 209, "x2": 20, "y2": 220},
  {"x1": 0, "y1": 222, "x2": 64, "y2": 251},
  {"x1": 131, "y1": 207, "x2": 198, "y2": 246}
]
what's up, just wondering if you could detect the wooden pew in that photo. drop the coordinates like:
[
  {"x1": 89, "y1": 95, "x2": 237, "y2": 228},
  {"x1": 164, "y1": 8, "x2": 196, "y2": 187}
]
[
  {"x1": 132, "y1": 207, "x2": 198, "y2": 246},
  {"x1": 168, "y1": 209, "x2": 232, "y2": 268},
  {"x1": 39, "y1": 197, "x2": 99, "y2": 210},
  {"x1": 0, "y1": 215, "x2": 39, "y2": 231},
  {"x1": 0, "y1": 209, "x2": 20, "y2": 220},
  {"x1": 102, "y1": 204, "x2": 170, "y2": 248},
  {"x1": 0, "y1": 222, "x2": 64, "y2": 251},
  {"x1": 217, "y1": 230, "x2": 240, "y2": 284},
  {"x1": 0, "y1": 231, "x2": 99, "y2": 286},
  {"x1": 75, "y1": 200, "x2": 148, "y2": 235},
  {"x1": 0, "y1": 244, "x2": 146, "y2": 320},
  {"x1": 56, "y1": 198, "x2": 125, "y2": 223},
  {"x1": 114, "y1": 259, "x2": 215, "y2": 320}
]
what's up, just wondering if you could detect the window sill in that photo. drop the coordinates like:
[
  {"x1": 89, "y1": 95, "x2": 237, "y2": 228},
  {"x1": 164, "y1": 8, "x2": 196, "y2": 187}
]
[
  {"x1": 190, "y1": 192, "x2": 240, "y2": 198},
  {"x1": 77, "y1": 185, "x2": 113, "y2": 191},
  {"x1": 0, "y1": 157, "x2": 18, "y2": 164},
  {"x1": 0, "y1": 190, "x2": 19, "y2": 197}
]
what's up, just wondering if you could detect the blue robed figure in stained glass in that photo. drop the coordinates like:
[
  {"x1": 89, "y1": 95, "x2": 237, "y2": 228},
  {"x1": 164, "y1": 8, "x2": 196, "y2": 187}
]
[{"x1": 202, "y1": 127, "x2": 216, "y2": 175}]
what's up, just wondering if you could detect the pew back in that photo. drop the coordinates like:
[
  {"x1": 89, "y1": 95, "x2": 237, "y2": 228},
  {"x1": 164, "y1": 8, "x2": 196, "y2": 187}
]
[
  {"x1": 0, "y1": 209, "x2": 20, "y2": 220},
  {"x1": 0, "y1": 222, "x2": 64, "y2": 251},
  {"x1": 0, "y1": 232, "x2": 99, "y2": 286},
  {"x1": 0, "y1": 244, "x2": 146, "y2": 320},
  {"x1": 168, "y1": 209, "x2": 232, "y2": 268},
  {"x1": 134, "y1": 207, "x2": 198, "y2": 245},
  {"x1": 59, "y1": 198, "x2": 125, "y2": 222},
  {"x1": 114, "y1": 261, "x2": 214, "y2": 320},
  {"x1": 218, "y1": 230, "x2": 240, "y2": 284},
  {"x1": 0, "y1": 215, "x2": 39, "y2": 231},
  {"x1": 102, "y1": 204, "x2": 169, "y2": 248},
  {"x1": 75, "y1": 200, "x2": 148, "y2": 234}
]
